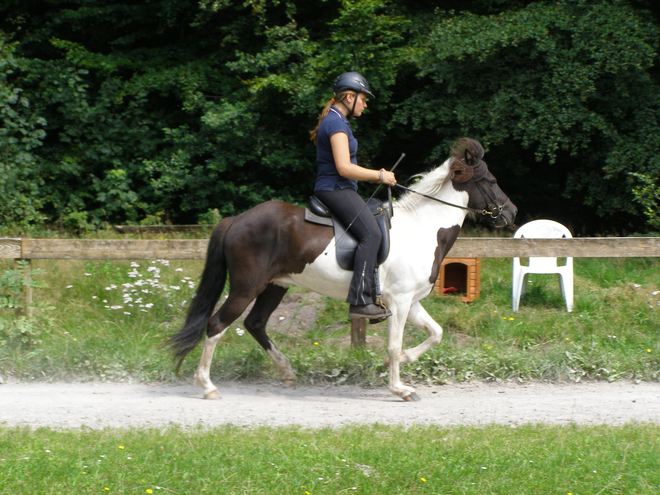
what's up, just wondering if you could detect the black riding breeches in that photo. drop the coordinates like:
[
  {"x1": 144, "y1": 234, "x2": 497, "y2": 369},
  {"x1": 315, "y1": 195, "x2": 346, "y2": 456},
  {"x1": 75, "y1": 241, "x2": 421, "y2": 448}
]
[{"x1": 314, "y1": 187, "x2": 382, "y2": 306}]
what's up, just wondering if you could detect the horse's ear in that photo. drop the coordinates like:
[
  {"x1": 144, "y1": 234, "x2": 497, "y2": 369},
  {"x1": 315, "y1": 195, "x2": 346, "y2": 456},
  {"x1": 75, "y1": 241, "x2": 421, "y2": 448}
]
[{"x1": 464, "y1": 149, "x2": 475, "y2": 166}]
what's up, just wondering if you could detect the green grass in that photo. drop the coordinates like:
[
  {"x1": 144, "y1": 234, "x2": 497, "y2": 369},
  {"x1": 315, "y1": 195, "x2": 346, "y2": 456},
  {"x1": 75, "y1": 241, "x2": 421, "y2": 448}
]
[
  {"x1": 2, "y1": 248, "x2": 660, "y2": 494},
  {"x1": 1, "y1": 255, "x2": 659, "y2": 385},
  {"x1": 1, "y1": 423, "x2": 659, "y2": 494}
]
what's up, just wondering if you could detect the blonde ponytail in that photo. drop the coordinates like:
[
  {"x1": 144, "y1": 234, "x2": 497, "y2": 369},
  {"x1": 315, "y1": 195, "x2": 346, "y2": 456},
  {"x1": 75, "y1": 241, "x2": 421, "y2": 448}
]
[{"x1": 309, "y1": 91, "x2": 354, "y2": 145}]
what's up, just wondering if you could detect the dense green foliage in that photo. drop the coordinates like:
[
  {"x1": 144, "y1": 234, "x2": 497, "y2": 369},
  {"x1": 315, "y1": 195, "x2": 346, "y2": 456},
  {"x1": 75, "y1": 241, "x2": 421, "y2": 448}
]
[
  {"x1": 2, "y1": 0, "x2": 660, "y2": 233},
  {"x1": 0, "y1": 37, "x2": 46, "y2": 227}
]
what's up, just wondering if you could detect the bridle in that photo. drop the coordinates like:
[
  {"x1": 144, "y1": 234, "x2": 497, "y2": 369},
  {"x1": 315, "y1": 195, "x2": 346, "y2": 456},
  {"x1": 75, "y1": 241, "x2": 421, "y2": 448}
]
[
  {"x1": 343, "y1": 153, "x2": 509, "y2": 230},
  {"x1": 393, "y1": 168, "x2": 510, "y2": 225},
  {"x1": 473, "y1": 178, "x2": 511, "y2": 222}
]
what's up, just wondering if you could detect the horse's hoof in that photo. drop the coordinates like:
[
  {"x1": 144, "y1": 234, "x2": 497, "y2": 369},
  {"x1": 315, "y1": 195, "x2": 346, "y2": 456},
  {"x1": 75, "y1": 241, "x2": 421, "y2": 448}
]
[
  {"x1": 204, "y1": 389, "x2": 222, "y2": 400},
  {"x1": 402, "y1": 392, "x2": 421, "y2": 402},
  {"x1": 282, "y1": 378, "x2": 296, "y2": 388}
]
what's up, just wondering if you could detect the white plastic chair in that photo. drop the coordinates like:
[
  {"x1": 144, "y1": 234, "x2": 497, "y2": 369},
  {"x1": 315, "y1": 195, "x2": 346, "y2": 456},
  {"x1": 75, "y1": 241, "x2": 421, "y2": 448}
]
[{"x1": 512, "y1": 220, "x2": 573, "y2": 312}]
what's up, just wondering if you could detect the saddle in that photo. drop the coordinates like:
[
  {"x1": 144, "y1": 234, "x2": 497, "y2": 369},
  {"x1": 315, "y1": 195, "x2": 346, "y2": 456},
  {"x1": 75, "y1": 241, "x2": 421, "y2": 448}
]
[{"x1": 304, "y1": 196, "x2": 391, "y2": 271}]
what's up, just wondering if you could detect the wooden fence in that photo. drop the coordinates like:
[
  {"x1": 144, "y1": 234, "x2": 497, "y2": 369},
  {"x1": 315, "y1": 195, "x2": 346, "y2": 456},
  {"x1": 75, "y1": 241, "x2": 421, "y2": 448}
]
[
  {"x1": 3, "y1": 237, "x2": 660, "y2": 344},
  {"x1": 3, "y1": 236, "x2": 660, "y2": 261}
]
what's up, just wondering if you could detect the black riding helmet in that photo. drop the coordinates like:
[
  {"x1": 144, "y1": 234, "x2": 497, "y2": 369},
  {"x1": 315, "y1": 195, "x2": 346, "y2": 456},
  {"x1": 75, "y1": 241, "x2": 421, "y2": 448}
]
[
  {"x1": 332, "y1": 72, "x2": 376, "y2": 99},
  {"x1": 332, "y1": 72, "x2": 375, "y2": 117}
]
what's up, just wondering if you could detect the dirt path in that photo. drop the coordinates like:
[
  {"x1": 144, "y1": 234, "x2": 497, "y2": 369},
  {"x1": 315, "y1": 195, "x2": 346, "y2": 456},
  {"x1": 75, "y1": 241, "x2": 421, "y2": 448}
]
[{"x1": 1, "y1": 380, "x2": 659, "y2": 429}]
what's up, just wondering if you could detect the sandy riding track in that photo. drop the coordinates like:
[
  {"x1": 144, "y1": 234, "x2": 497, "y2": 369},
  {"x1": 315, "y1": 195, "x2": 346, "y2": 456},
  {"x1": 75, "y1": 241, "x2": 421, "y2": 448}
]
[{"x1": 1, "y1": 380, "x2": 659, "y2": 429}]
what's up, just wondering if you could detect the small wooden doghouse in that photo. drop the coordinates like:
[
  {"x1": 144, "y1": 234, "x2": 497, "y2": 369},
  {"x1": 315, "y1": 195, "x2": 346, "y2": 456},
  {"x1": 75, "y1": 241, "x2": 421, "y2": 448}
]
[{"x1": 433, "y1": 257, "x2": 481, "y2": 302}]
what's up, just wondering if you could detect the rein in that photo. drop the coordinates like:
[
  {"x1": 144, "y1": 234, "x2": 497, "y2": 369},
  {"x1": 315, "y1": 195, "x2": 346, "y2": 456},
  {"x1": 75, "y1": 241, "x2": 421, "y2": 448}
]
[{"x1": 394, "y1": 182, "x2": 507, "y2": 220}]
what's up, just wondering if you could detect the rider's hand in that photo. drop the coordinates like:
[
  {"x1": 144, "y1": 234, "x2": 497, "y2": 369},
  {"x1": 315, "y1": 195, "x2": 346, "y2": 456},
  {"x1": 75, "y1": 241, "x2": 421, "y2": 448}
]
[{"x1": 381, "y1": 169, "x2": 396, "y2": 186}]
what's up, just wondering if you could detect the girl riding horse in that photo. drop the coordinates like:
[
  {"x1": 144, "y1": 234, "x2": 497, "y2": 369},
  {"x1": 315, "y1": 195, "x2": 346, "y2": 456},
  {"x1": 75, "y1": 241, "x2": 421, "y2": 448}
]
[{"x1": 310, "y1": 72, "x2": 396, "y2": 320}]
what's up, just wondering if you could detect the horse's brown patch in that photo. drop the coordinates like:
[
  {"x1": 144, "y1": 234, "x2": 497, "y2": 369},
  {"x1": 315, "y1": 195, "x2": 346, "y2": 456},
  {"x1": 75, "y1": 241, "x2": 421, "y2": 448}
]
[
  {"x1": 224, "y1": 201, "x2": 334, "y2": 291},
  {"x1": 429, "y1": 225, "x2": 461, "y2": 284}
]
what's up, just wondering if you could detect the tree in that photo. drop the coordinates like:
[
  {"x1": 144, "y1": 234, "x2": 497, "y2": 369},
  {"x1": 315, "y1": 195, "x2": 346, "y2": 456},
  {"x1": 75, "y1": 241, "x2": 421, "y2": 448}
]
[
  {"x1": 0, "y1": 34, "x2": 46, "y2": 230},
  {"x1": 1, "y1": 0, "x2": 660, "y2": 233},
  {"x1": 394, "y1": 0, "x2": 660, "y2": 231}
]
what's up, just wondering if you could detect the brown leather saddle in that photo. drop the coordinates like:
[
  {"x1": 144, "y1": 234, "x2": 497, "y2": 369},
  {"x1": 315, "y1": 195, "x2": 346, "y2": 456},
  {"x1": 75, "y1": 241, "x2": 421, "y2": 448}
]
[{"x1": 304, "y1": 196, "x2": 391, "y2": 271}]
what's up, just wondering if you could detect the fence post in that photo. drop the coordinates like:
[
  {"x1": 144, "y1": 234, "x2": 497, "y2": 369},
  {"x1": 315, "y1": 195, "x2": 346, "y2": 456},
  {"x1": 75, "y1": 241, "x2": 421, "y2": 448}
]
[
  {"x1": 350, "y1": 318, "x2": 366, "y2": 347},
  {"x1": 14, "y1": 259, "x2": 33, "y2": 317}
]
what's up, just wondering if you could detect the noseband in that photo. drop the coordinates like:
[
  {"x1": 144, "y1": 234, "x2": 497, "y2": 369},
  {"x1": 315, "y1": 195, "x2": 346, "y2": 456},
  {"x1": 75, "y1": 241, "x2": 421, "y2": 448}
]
[{"x1": 473, "y1": 179, "x2": 510, "y2": 223}]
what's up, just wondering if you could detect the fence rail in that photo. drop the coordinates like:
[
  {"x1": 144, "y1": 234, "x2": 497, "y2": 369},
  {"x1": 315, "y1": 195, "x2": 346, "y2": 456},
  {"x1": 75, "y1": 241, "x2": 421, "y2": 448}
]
[{"x1": 2, "y1": 237, "x2": 660, "y2": 260}]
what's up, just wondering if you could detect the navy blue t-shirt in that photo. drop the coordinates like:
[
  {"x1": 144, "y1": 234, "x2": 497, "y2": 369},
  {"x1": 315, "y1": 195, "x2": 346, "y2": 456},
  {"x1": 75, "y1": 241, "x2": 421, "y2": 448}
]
[{"x1": 314, "y1": 107, "x2": 358, "y2": 192}]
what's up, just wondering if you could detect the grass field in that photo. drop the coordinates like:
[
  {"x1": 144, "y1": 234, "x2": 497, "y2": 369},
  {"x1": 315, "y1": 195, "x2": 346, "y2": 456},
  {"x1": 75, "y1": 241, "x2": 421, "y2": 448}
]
[
  {"x1": 1, "y1": 254, "x2": 659, "y2": 386},
  {"x1": 2, "y1": 238, "x2": 660, "y2": 493},
  {"x1": 2, "y1": 423, "x2": 660, "y2": 494}
]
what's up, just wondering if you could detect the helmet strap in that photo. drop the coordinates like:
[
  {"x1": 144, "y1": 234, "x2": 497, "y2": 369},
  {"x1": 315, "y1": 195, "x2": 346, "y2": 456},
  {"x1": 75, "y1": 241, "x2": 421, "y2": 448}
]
[
  {"x1": 350, "y1": 95, "x2": 358, "y2": 116},
  {"x1": 337, "y1": 93, "x2": 358, "y2": 118},
  {"x1": 338, "y1": 99, "x2": 353, "y2": 117}
]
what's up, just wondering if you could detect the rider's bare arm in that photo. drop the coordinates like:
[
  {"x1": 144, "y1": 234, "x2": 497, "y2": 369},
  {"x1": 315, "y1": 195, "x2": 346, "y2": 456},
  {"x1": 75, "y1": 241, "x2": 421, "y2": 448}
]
[{"x1": 330, "y1": 133, "x2": 396, "y2": 185}]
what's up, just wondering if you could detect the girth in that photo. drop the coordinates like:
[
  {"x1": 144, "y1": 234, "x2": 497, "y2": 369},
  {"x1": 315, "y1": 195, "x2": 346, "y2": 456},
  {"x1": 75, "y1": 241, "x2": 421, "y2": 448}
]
[{"x1": 304, "y1": 196, "x2": 391, "y2": 271}]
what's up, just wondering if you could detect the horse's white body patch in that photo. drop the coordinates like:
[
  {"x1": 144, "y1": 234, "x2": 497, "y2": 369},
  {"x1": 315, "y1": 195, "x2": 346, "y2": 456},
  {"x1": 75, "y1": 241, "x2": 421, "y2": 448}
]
[{"x1": 274, "y1": 245, "x2": 352, "y2": 300}]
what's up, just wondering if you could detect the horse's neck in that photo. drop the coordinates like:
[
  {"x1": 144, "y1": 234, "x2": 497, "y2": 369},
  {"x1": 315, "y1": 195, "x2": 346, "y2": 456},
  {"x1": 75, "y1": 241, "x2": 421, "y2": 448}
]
[{"x1": 393, "y1": 179, "x2": 468, "y2": 231}]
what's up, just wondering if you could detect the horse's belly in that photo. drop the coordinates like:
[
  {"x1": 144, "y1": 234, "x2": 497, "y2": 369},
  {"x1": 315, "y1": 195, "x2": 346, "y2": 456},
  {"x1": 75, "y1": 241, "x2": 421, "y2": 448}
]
[{"x1": 273, "y1": 249, "x2": 352, "y2": 300}]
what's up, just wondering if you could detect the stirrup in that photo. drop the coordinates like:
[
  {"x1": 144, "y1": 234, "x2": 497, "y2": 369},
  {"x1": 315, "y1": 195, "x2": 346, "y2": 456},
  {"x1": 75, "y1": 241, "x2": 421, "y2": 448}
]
[{"x1": 369, "y1": 300, "x2": 391, "y2": 324}]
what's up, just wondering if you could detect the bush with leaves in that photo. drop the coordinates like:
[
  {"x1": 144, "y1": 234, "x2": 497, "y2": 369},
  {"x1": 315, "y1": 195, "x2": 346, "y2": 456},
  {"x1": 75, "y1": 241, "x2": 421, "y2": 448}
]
[
  {"x1": 0, "y1": 262, "x2": 51, "y2": 350},
  {"x1": 394, "y1": 0, "x2": 660, "y2": 227},
  {"x1": 0, "y1": 34, "x2": 46, "y2": 231},
  {"x1": 2, "y1": 0, "x2": 660, "y2": 232}
]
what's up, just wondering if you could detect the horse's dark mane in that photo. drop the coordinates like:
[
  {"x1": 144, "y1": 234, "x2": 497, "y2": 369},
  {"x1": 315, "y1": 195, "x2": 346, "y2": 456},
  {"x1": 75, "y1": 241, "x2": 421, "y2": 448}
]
[{"x1": 449, "y1": 137, "x2": 488, "y2": 183}]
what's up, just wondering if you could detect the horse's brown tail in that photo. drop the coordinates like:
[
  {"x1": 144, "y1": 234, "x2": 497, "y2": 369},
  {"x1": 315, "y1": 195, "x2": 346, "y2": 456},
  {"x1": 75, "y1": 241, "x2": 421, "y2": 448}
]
[{"x1": 169, "y1": 217, "x2": 234, "y2": 371}]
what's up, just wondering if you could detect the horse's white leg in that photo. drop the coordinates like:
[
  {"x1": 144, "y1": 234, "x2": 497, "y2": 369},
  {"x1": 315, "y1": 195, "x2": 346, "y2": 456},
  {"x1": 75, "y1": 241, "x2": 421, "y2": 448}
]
[
  {"x1": 194, "y1": 329, "x2": 227, "y2": 399},
  {"x1": 385, "y1": 303, "x2": 420, "y2": 401},
  {"x1": 398, "y1": 301, "x2": 443, "y2": 364},
  {"x1": 267, "y1": 342, "x2": 296, "y2": 387}
]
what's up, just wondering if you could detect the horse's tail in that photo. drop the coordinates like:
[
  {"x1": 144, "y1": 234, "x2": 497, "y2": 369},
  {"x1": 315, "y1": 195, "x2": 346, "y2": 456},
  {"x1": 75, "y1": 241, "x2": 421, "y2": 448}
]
[{"x1": 169, "y1": 217, "x2": 234, "y2": 371}]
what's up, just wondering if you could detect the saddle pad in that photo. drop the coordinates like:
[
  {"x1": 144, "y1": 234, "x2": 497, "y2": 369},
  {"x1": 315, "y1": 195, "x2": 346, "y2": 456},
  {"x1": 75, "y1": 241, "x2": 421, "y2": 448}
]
[{"x1": 304, "y1": 208, "x2": 333, "y2": 227}]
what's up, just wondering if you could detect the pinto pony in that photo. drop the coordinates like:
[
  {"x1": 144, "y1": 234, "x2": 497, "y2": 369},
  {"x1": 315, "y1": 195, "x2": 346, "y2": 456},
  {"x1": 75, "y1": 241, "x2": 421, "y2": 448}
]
[{"x1": 170, "y1": 138, "x2": 517, "y2": 401}]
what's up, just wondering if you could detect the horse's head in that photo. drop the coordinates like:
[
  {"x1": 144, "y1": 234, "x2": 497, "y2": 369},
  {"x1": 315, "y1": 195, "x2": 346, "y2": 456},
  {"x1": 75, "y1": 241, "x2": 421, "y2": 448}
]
[{"x1": 449, "y1": 138, "x2": 517, "y2": 228}]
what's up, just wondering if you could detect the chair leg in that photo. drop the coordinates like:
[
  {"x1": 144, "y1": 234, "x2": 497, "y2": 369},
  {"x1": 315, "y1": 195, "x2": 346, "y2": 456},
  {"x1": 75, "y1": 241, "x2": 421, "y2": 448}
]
[
  {"x1": 558, "y1": 273, "x2": 574, "y2": 312},
  {"x1": 521, "y1": 273, "x2": 528, "y2": 297},
  {"x1": 512, "y1": 271, "x2": 524, "y2": 312}
]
